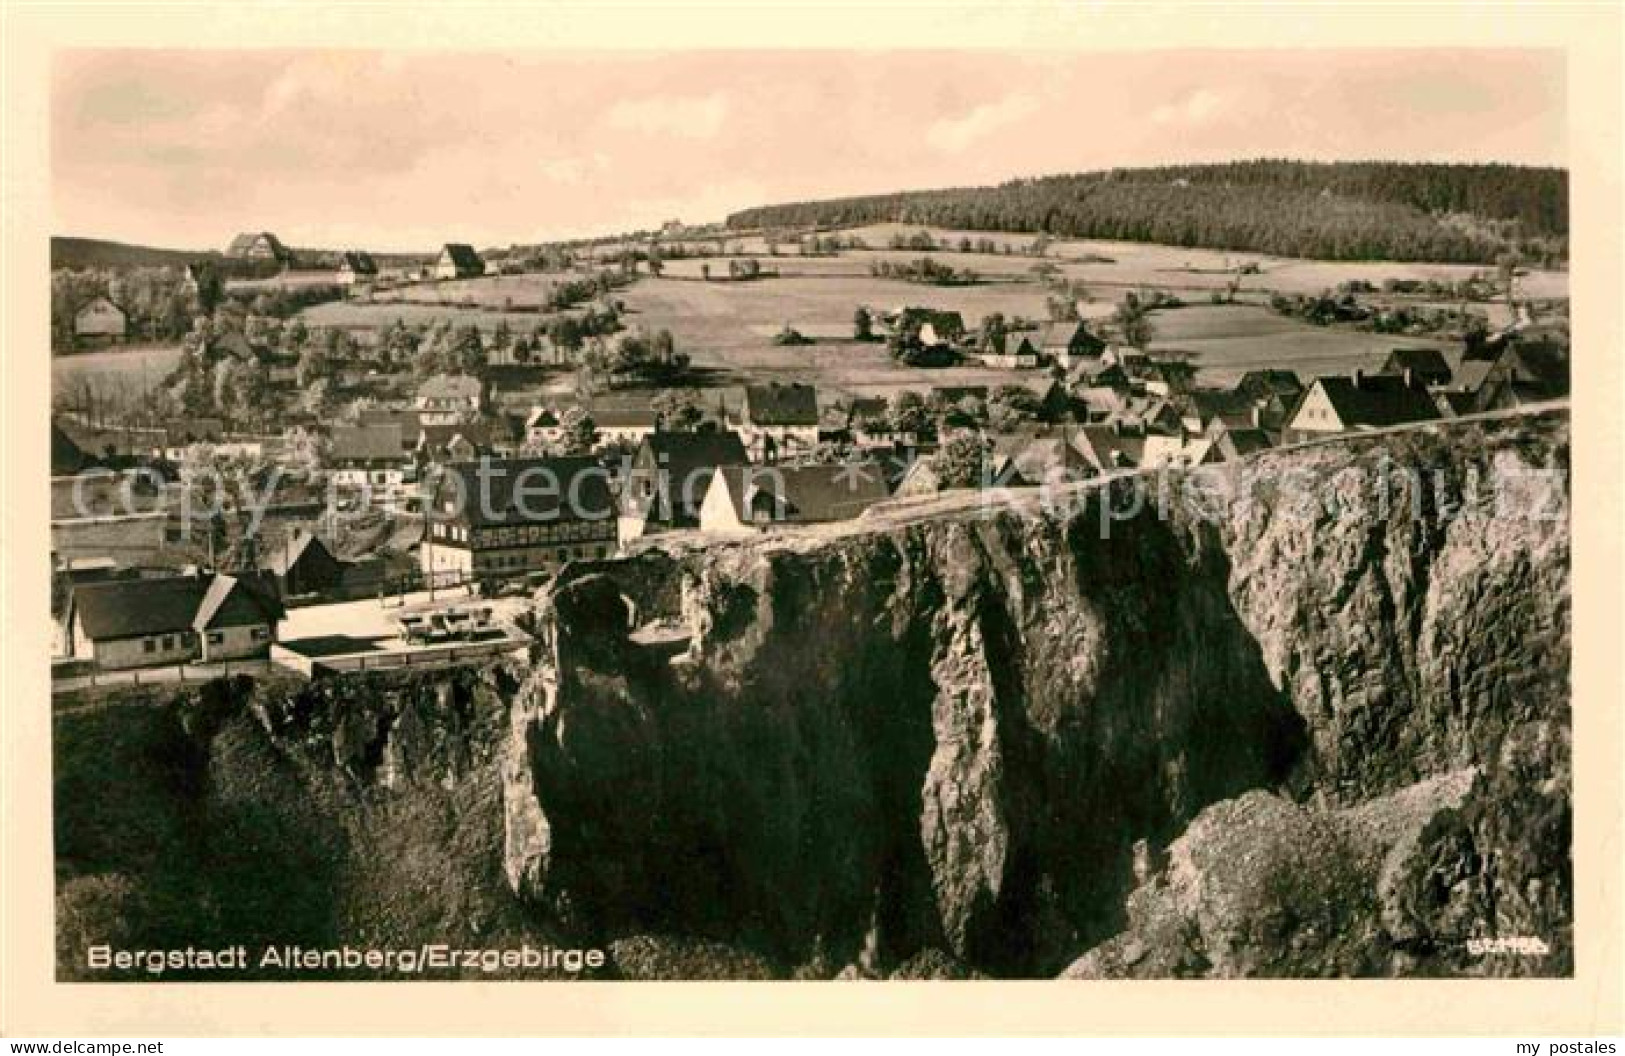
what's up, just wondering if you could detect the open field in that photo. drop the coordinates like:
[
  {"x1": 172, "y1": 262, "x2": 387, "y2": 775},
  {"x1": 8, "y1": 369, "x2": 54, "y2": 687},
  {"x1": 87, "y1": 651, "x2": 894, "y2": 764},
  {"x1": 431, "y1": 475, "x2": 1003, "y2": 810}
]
[
  {"x1": 369, "y1": 272, "x2": 577, "y2": 309},
  {"x1": 1145, "y1": 304, "x2": 1456, "y2": 385},
  {"x1": 52, "y1": 345, "x2": 182, "y2": 398},
  {"x1": 297, "y1": 298, "x2": 550, "y2": 332},
  {"x1": 833, "y1": 223, "x2": 1570, "y2": 299}
]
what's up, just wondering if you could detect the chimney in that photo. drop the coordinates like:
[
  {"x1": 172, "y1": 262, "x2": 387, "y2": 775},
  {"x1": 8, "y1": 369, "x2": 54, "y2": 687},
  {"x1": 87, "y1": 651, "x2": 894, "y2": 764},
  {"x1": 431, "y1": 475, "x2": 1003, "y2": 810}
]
[
  {"x1": 1251, "y1": 403, "x2": 1262, "y2": 429},
  {"x1": 1353, "y1": 369, "x2": 1365, "y2": 388},
  {"x1": 1403, "y1": 368, "x2": 1415, "y2": 389}
]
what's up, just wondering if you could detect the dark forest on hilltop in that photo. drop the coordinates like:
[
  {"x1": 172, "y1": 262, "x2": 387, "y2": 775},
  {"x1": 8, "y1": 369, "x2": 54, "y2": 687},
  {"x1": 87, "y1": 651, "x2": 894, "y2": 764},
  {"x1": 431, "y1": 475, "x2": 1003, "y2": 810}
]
[{"x1": 726, "y1": 160, "x2": 1568, "y2": 265}]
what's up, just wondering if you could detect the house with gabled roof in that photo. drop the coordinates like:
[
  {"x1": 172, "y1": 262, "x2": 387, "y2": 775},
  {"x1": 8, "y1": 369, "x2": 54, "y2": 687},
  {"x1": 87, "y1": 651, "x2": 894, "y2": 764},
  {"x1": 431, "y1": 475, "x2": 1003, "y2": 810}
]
[
  {"x1": 328, "y1": 423, "x2": 415, "y2": 500},
  {"x1": 735, "y1": 383, "x2": 820, "y2": 462},
  {"x1": 226, "y1": 231, "x2": 295, "y2": 266},
  {"x1": 337, "y1": 251, "x2": 379, "y2": 285},
  {"x1": 64, "y1": 571, "x2": 283, "y2": 669},
  {"x1": 1382, "y1": 348, "x2": 1454, "y2": 388},
  {"x1": 415, "y1": 373, "x2": 484, "y2": 424},
  {"x1": 1283, "y1": 371, "x2": 1441, "y2": 443},
  {"x1": 421, "y1": 456, "x2": 617, "y2": 584},
  {"x1": 1036, "y1": 320, "x2": 1106, "y2": 371},
  {"x1": 435, "y1": 243, "x2": 486, "y2": 280},
  {"x1": 74, "y1": 296, "x2": 127, "y2": 342},
  {"x1": 700, "y1": 463, "x2": 891, "y2": 533},
  {"x1": 977, "y1": 330, "x2": 1042, "y2": 369},
  {"x1": 618, "y1": 430, "x2": 750, "y2": 545}
]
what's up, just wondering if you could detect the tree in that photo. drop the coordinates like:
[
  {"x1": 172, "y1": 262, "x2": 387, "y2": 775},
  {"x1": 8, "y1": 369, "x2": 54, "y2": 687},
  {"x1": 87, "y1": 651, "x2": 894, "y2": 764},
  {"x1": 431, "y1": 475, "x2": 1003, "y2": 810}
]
[
  {"x1": 556, "y1": 407, "x2": 597, "y2": 455},
  {"x1": 1114, "y1": 294, "x2": 1157, "y2": 350},
  {"x1": 651, "y1": 389, "x2": 706, "y2": 431},
  {"x1": 888, "y1": 391, "x2": 931, "y2": 436},
  {"x1": 853, "y1": 306, "x2": 875, "y2": 342},
  {"x1": 987, "y1": 385, "x2": 1040, "y2": 431},
  {"x1": 932, "y1": 432, "x2": 989, "y2": 490},
  {"x1": 297, "y1": 342, "x2": 334, "y2": 387},
  {"x1": 450, "y1": 324, "x2": 486, "y2": 376}
]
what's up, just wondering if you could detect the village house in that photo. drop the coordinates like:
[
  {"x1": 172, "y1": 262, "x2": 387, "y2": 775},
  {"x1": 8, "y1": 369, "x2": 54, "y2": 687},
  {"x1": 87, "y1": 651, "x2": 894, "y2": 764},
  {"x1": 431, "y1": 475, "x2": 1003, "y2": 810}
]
[
  {"x1": 1382, "y1": 348, "x2": 1454, "y2": 388},
  {"x1": 699, "y1": 463, "x2": 891, "y2": 533},
  {"x1": 617, "y1": 430, "x2": 750, "y2": 546},
  {"x1": 1211, "y1": 425, "x2": 1275, "y2": 462},
  {"x1": 257, "y1": 527, "x2": 385, "y2": 602},
  {"x1": 260, "y1": 528, "x2": 345, "y2": 598},
  {"x1": 327, "y1": 423, "x2": 415, "y2": 503},
  {"x1": 883, "y1": 307, "x2": 966, "y2": 348},
  {"x1": 420, "y1": 456, "x2": 617, "y2": 585},
  {"x1": 1234, "y1": 370, "x2": 1306, "y2": 434},
  {"x1": 1037, "y1": 320, "x2": 1107, "y2": 371},
  {"x1": 416, "y1": 422, "x2": 493, "y2": 464},
  {"x1": 1444, "y1": 333, "x2": 1570, "y2": 414},
  {"x1": 415, "y1": 374, "x2": 484, "y2": 425},
  {"x1": 435, "y1": 243, "x2": 486, "y2": 280},
  {"x1": 73, "y1": 296, "x2": 127, "y2": 343},
  {"x1": 336, "y1": 250, "x2": 379, "y2": 285},
  {"x1": 523, "y1": 403, "x2": 575, "y2": 448},
  {"x1": 150, "y1": 418, "x2": 226, "y2": 463},
  {"x1": 591, "y1": 405, "x2": 663, "y2": 449},
  {"x1": 977, "y1": 330, "x2": 1042, "y2": 370},
  {"x1": 1283, "y1": 371, "x2": 1442, "y2": 443},
  {"x1": 1075, "y1": 422, "x2": 1147, "y2": 474},
  {"x1": 989, "y1": 432, "x2": 1094, "y2": 487},
  {"x1": 64, "y1": 571, "x2": 284, "y2": 670},
  {"x1": 734, "y1": 383, "x2": 821, "y2": 463},
  {"x1": 1177, "y1": 389, "x2": 1261, "y2": 436},
  {"x1": 226, "y1": 231, "x2": 296, "y2": 267}
]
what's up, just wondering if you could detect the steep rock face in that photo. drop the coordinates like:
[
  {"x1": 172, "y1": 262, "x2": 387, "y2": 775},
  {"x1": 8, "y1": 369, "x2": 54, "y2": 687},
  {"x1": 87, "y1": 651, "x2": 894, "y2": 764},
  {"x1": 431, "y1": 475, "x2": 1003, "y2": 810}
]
[{"x1": 506, "y1": 410, "x2": 1571, "y2": 977}]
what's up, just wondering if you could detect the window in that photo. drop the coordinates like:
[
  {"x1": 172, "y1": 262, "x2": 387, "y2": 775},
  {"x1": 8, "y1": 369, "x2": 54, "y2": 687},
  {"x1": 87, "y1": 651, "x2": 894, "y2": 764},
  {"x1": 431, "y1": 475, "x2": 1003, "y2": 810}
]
[
  {"x1": 162, "y1": 635, "x2": 175, "y2": 650},
  {"x1": 251, "y1": 627, "x2": 271, "y2": 642},
  {"x1": 143, "y1": 638, "x2": 156, "y2": 654},
  {"x1": 207, "y1": 632, "x2": 224, "y2": 646},
  {"x1": 557, "y1": 549, "x2": 568, "y2": 563}
]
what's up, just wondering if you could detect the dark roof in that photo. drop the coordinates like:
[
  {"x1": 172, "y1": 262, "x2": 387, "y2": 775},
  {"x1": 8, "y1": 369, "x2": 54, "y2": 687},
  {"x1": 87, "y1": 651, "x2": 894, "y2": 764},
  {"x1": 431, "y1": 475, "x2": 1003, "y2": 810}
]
[
  {"x1": 440, "y1": 243, "x2": 484, "y2": 269},
  {"x1": 1506, "y1": 342, "x2": 1569, "y2": 398},
  {"x1": 628, "y1": 431, "x2": 750, "y2": 526},
  {"x1": 72, "y1": 575, "x2": 206, "y2": 640},
  {"x1": 642, "y1": 430, "x2": 749, "y2": 481},
  {"x1": 1235, "y1": 370, "x2": 1305, "y2": 400},
  {"x1": 435, "y1": 456, "x2": 614, "y2": 526},
  {"x1": 1179, "y1": 389, "x2": 1255, "y2": 424},
  {"x1": 1313, "y1": 373, "x2": 1442, "y2": 429},
  {"x1": 742, "y1": 383, "x2": 819, "y2": 427},
  {"x1": 1037, "y1": 321, "x2": 1103, "y2": 351},
  {"x1": 339, "y1": 250, "x2": 378, "y2": 274},
  {"x1": 713, "y1": 463, "x2": 891, "y2": 525},
  {"x1": 227, "y1": 231, "x2": 291, "y2": 259},
  {"x1": 1382, "y1": 348, "x2": 1453, "y2": 382},
  {"x1": 355, "y1": 406, "x2": 422, "y2": 432},
  {"x1": 261, "y1": 528, "x2": 330, "y2": 576},
  {"x1": 194, "y1": 573, "x2": 285, "y2": 630},
  {"x1": 1077, "y1": 426, "x2": 1145, "y2": 471},
  {"x1": 52, "y1": 422, "x2": 93, "y2": 475},
  {"x1": 989, "y1": 434, "x2": 1092, "y2": 484},
  {"x1": 330, "y1": 423, "x2": 410, "y2": 464},
  {"x1": 419, "y1": 422, "x2": 493, "y2": 453},
  {"x1": 1218, "y1": 428, "x2": 1273, "y2": 458}
]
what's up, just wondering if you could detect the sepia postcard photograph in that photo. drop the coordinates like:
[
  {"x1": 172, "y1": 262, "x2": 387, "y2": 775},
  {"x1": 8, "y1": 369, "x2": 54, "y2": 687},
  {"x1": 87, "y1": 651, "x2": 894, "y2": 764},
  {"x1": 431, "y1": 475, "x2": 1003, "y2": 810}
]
[{"x1": 4, "y1": 0, "x2": 1622, "y2": 1042}]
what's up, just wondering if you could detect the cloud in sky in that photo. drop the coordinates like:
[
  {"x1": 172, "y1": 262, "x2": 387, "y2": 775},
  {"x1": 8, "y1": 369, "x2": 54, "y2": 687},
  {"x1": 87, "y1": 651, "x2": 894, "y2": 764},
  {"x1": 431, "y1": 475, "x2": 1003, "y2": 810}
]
[
  {"x1": 51, "y1": 49, "x2": 1565, "y2": 252},
  {"x1": 927, "y1": 93, "x2": 1040, "y2": 153},
  {"x1": 607, "y1": 94, "x2": 729, "y2": 138}
]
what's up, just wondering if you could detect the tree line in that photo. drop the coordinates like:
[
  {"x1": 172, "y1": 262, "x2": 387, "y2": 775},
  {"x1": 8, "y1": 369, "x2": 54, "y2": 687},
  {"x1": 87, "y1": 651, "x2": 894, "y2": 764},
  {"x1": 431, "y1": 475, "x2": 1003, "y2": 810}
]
[{"x1": 725, "y1": 160, "x2": 1568, "y2": 264}]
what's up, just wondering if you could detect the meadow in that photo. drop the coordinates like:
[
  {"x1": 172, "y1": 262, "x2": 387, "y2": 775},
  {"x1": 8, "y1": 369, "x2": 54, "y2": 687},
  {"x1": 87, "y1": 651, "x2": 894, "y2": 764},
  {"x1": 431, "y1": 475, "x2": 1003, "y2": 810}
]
[
  {"x1": 52, "y1": 344, "x2": 183, "y2": 401},
  {"x1": 1144, "y1": 304, "x2": 1456, "y2": 386}
]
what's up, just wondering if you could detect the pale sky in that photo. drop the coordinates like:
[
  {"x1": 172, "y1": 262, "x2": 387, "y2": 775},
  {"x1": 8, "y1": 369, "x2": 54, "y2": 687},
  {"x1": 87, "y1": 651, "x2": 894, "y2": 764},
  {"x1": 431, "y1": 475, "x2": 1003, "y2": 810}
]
[{"x1": 52, "y1": 49, "x2": 1565, "y2": 254}]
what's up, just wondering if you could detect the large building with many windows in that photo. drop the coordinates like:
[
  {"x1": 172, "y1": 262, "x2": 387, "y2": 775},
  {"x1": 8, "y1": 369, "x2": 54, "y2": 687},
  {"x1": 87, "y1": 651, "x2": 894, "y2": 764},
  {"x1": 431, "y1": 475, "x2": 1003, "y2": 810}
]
[{"x1": 421, "y1": 456, "x2": 617, "y2": 585}]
